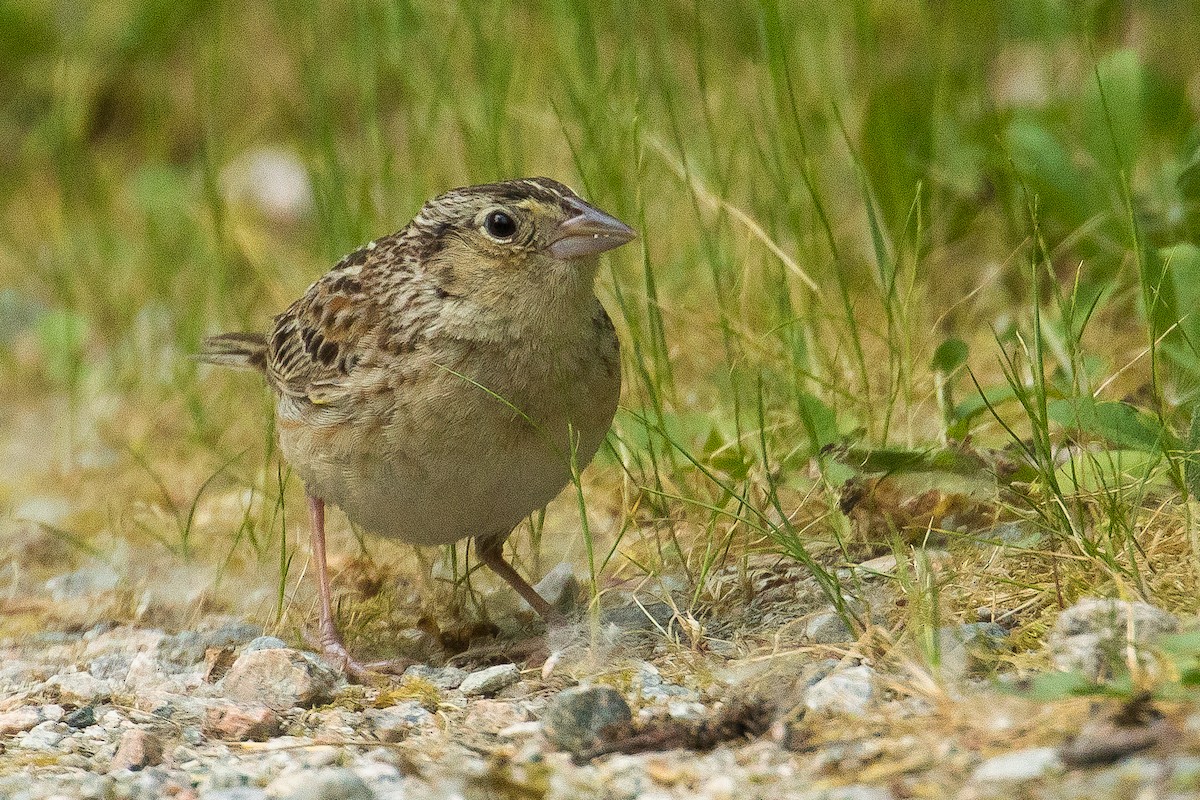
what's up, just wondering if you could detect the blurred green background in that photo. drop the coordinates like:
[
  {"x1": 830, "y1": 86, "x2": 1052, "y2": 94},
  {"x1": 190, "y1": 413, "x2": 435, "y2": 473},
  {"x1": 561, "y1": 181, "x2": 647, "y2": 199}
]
[{"x1": 4, "y1": 0, "x2": 1200, "y2": 631}]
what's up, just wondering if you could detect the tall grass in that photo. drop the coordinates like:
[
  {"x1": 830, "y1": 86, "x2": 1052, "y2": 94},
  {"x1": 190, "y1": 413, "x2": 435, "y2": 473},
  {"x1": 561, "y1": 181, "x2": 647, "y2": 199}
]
[{"x1": 4, "y1": 0, "x2": 1200, "y2": 652}]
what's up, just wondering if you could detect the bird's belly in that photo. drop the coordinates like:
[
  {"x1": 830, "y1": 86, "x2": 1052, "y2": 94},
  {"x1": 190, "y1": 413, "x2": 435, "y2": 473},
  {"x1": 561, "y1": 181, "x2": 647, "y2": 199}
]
[{"x1": 279, "y1": 362, "x2": 617, "y2": 545}]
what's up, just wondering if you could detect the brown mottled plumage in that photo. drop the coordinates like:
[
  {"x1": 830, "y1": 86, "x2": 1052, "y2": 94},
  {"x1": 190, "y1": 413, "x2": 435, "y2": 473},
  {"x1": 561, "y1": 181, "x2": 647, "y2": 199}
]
[{"x1": 200, "y1": 178, "x2": 636, "y2": 677}]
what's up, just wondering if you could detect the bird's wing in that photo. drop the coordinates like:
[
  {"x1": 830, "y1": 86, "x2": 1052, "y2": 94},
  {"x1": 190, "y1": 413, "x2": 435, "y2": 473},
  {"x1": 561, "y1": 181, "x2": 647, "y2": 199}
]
[{"x1": 265, "y1": 245, "x2": 386, "y2": 406}]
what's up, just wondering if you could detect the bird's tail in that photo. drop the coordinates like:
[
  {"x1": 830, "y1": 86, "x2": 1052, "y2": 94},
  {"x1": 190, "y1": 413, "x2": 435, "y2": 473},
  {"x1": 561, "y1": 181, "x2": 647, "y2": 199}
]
[{"x1": 198, "y1": 332, "x2": 269, "y2": 372}]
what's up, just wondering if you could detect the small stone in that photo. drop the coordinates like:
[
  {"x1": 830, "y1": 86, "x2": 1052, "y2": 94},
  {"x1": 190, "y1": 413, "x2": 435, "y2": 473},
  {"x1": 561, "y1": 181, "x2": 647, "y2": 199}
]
[
  {"x1": 368, "y1": 701, "x2": 435, "y2": 742},
  {"x1": 44, "y1": 671, "x2": 113, "y2": 705},
  {"x1": 802, "y1": 611, "x2": 854, "y2": 644},
  {"x1": 18, "y1": 720, "x2": 66, "y2": 749},
  {"x1": 63, "y1": 706, "x2": 96, "y2": 728},
  {"x1": 201, "y1": 789, "x2": 270, "y2": 800},
  {"x1": 971, "y1": 746, "x2": 1062, "y2": 782},
  {"x1": 124, "y1": 650, "x2": 173, "y2": 690},
  {"x1": 542, "y1": 685, "x2": 632, "y2": 755},
  {"x1": 270, "y1": 766, "x2": 375, "y2": 800},
  {"x1": 855, "y1": 555, "x2": 897, "y2": 577},
  {"x1": 464, "y1": 699, "x2": 529, "y2": 732},
  {"x1": 221, "y1": 648, "x2": 340, "y2": 711},
  {"x1": 402, "y1": 664, "x2": 467, "y2": 690},
  {"x1": 109, "y1": 728, "x2": 164, "y2": 772},
  {"x1": 459, "y1": 664, "x2": 521, "y2": 697},
  {"x1": 203, "y1": 703, "x2": 280, "y2": 742},
  {"x1": 1048, "y1": 598, "x2": 1178, "y2": 679},
  {"x1": 804, "y1": 665, "x2": 876, "y2": 716},
  {"x1": 245, "y1": 635, "x2": 289, "y2": 652},
  {"x1": 0, "y1": 707, "x2": 42, "y2": 735}
]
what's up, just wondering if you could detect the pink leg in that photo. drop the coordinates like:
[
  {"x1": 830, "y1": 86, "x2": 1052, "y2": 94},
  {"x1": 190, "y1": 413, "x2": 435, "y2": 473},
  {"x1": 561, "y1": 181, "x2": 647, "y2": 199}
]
[
  {"x1": 306, "y1": 494, "x2": 411, "y2": 680},
  {"x1": 475, "y1": 535, "x2": 567, "y2": 626}
]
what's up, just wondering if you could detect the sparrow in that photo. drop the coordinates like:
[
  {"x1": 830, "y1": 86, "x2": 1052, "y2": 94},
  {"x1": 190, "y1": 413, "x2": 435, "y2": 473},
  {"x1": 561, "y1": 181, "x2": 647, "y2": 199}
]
[{"x1": 200, "y1": 177, "x2": 636, "y2": 676}]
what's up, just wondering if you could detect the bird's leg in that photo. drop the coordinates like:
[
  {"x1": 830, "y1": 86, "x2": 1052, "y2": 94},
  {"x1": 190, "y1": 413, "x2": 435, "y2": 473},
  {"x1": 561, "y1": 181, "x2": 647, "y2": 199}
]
[
  {"x1": 306, "y1": 494, "x2": 411, "y2": 680},
  {"x1": 475, "y1": 534, "x2": 567, "y2": 626}
]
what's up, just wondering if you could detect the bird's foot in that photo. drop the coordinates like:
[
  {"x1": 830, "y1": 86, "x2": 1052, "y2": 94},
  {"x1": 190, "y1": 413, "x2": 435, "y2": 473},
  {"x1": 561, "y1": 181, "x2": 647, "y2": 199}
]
[{"x1": 304, "y1": 630, "x2": 413, "y2": 682}]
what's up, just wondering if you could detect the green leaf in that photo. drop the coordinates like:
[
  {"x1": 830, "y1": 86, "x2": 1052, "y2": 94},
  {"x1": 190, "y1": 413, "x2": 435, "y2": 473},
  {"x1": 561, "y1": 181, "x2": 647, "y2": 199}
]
[
  {"x1": 797, "y1": 391, "x2": 840, "y2": 452},
  {"x1": 931, "y1": 338, "x2": 969, "y2": 374},
  {"x1": 1047, "y1": 398, "x2": 1166, "y2": 453},
  {"x1": 1015, "y1": 670, "x2": 1105, "y2": 701},
  {"x1": 1083, "y1": 48, "x2": 1145, "y2": 173}
]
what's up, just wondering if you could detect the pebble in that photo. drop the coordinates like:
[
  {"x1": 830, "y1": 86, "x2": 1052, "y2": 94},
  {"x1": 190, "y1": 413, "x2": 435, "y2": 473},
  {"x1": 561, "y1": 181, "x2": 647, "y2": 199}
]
[
  {"x1": 367, "y1": 701, "x2": 435, "y2": 742},
  {"x1": 268, "y1": 767, "x2": 375, "y2": 800},
  {"x1": 464, "y1": 699, "x2": 529, "y2": 733},
  {"x1": 109, "y1": 728, "x2": 164, "y2": 772},
  {"x1": 541, "y1": 685, "x2": 632, "y2": 755},
  {"x1": 0, "y1": 706, "x2": 43, "y2": 734},
  {"x1": 1048, "y1": 597, "x2": 1178, "y2": 679},
  {"x1": 971, "y1": 747, "x2": 1062, "y2": 782},
  {"x1": 202, "y1": 789, "x2": 270, "y2": 800},
  {"x1": 402, "y1": 664, "x2": 467, "y2": 690},
  {"x1": 802, "y1": 610, "x2": 854, "y2": 644},
  {"x1": 245, "y1": 635, "x2": 289, "y2": 652},
  {"x1": 63, "y1": 706, "x2": 96, "y2": 728},
  {"x1": 221, "y1": 648, "x2": 340, "y2": 710},
  {"x1": 204, "y1": 703, "x2": 281, "y2": 742},
  {"x1": 19, "y1": 720, "x2": 68, "y2": 750},
  {"x1": 804, "y1": 665, "x2": 876, "y2": 716},
  {"x1": 459, "y1": 664, "x2": 521, "y2": 697},
  {"x1": 44, "y1": 671, "x2": 114, "y2": 705}
]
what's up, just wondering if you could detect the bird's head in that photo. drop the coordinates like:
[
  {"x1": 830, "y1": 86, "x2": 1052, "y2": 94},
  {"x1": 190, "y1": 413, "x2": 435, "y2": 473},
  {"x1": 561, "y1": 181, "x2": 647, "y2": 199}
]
[{"x1": 407, "y1": 177, "x2": 636, "y2": 313}]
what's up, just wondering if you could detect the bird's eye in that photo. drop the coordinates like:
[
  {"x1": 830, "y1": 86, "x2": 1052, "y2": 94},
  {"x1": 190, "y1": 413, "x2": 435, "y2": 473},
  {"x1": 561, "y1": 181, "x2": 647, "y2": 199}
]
[{"x1": 483, "y1": 210, "x2": 518, "y2": 240}]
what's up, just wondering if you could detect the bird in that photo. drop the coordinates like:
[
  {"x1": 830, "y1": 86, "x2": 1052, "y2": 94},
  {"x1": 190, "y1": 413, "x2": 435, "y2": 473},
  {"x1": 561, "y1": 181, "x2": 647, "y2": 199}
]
[{"x1": 199, "y1": 177, "x2": 636, "y2": 677}]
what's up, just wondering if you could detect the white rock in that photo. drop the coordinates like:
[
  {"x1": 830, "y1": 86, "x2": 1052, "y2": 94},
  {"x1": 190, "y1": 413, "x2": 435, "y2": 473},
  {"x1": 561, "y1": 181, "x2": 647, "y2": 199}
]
[
  {"x1": 804, "y1": 665, "x2": 876, "y2": 716},
  {"x1": 1048, "y1": 597, "x2": 1177, "y2": 678},
  {"x1": 971, "y1": 747, "x2": 1062, "y2": 782},
  {"x1": 459, "y1": 664, "x2": 520, "y2": 696}
]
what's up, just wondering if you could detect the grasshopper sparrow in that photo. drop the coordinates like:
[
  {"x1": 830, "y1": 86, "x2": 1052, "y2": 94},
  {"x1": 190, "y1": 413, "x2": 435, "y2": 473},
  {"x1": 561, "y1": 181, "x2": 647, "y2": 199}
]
[{"x1": 200, "y1": 178, "x2": 635, "y2": 676}]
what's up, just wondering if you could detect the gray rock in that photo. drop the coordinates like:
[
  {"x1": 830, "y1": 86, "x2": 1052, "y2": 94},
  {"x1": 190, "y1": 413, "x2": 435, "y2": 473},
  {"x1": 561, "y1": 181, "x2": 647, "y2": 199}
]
[
  {"x1": 542, "y1": 685, "x2": 632, "y2": 755},
  {"x1": 633, "y1": 662, "x2": 694, "y2": 703},
  {"x1": 204, "y1": 620, "x2": 266, "y2": 648},
  {"x1": 1048, "y1": 597, "x2": 1178, "y2": 679},
  {"x1": 244, "y1": 636, "x2": 288, "y2": 652},
  {"x1": 63, "y1": 705, "x2": 96, "y2": 728},
  {"x1": 221, "y1": 648, "x2": 340, "y2": 711},
  {"x1": 802, "y1": 611, "x2": 854, "y2": 644},
  {"x1": 368, "y1": 700, "x2": 435, "y2": 742},
  {"x1": 804, "y1": 665, "x2": 876, "y2": 716},
  {"x1": 938, "y1": 622, "x2": 1009, "y2": 678},
  {"x1": 971, "y1": 746, "x2": 1062, "y2": 782},
  {"x1": 403, "y1": 664, "x2": 467, "y2": 689},
  {"x1": 271, "y1": 767, "x2": 375, "y2": 800},
  {"x1": 458, "y1": 664, "x2": 520, "y2": 697},
  {"x1": 201, "y1": 790, "x2": 270, "y2": 800}
]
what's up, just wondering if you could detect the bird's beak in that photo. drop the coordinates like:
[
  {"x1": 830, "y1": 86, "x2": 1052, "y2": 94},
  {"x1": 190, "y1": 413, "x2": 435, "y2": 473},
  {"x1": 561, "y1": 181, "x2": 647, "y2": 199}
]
[{"x1": 547, "y1": 202, "x2": 637, "y2": 260}]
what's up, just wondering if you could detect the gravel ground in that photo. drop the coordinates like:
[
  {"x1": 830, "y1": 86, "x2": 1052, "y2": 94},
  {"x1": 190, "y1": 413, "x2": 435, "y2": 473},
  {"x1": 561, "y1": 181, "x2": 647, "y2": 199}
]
[{"x1": 3, "y1": 553, "x2": 1200, "y2": 800}]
